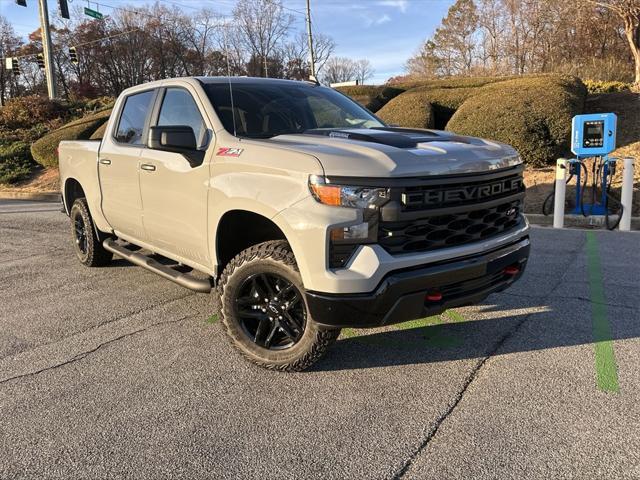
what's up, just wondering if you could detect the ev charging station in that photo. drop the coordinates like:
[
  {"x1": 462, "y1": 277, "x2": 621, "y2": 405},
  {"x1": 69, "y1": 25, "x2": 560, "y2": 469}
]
[{"x1": 550, "y1": 112, "x2": 634, "y2": 231}]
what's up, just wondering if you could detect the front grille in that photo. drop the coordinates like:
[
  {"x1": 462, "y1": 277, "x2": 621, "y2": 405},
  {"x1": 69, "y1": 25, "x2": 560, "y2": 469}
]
[
  {"x1": 379, "y1": 199, "x2": 523, "y2": 255},
  {"x1": 401, "y1": 172, "x2": 524, "y2": 211}
]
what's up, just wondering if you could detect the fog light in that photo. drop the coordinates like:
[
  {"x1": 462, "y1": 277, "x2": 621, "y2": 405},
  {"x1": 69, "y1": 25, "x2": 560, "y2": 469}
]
[{"x1": 330, "y1": 222, "x2": 370, "y2": 241}]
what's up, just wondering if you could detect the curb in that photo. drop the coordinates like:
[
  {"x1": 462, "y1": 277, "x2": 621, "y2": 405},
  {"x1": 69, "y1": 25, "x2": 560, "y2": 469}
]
[
  {"x1": 525, "y1": 213, "x2": 640, "y2": 231},
  {"x1": 0, "y1": 191, "x2": 60, "y2": 202}
]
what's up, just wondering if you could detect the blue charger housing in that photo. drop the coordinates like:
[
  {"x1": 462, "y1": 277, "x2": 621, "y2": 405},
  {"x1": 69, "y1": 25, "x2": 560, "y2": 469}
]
[{"x1": 571, "y1": 113, "x2": 617, "y2": 157}]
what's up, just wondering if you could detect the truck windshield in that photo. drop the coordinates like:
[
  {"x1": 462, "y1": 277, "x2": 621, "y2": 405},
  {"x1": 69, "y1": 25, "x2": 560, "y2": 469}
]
[{"x1": 203, "y1": 82, "x2": 385, "y2": 139}]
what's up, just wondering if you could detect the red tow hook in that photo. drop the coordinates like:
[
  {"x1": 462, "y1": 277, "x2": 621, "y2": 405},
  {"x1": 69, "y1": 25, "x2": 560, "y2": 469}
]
[
  {"x1": 503, "y1": 265, "x2": 520, "y2": 276},
  {"x1": 425, "y1": 292, "x2": 443, "y2": 302}
]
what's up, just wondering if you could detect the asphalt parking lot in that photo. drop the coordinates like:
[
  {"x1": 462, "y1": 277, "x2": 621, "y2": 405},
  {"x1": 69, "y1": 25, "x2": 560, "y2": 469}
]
[{"x1": 0, "y1": 199, "x2": 638, "y2": 479}]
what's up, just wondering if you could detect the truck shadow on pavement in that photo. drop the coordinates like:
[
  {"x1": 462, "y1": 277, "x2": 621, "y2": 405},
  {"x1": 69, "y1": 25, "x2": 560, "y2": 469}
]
[{"x1": 312, "y1": 296, "x2": 639, "y2": 372}]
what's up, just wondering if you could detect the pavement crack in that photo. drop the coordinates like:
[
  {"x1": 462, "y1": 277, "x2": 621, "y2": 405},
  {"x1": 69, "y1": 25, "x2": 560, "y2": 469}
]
[
  {"x1": 0, "y1": 292, "x2": 196, "y2": 362},
  {"x1": 0, "y1": 316, "x2": 192, "y2": 386},
  {"x1": 391, "y1": 237, "x2": 587, "y2": 480}
]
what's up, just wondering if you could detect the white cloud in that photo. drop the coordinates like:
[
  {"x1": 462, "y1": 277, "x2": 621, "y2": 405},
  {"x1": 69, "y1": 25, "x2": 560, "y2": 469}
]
[
  {"x1": 376, "y1": 0, "x2": 409, "y2": 13},
  {"x1": 375, "y1": 14, "x2": 392, "y2": 25},
  {"x1": 360, "y1": 12, "x2": 392, "y2": 27}
]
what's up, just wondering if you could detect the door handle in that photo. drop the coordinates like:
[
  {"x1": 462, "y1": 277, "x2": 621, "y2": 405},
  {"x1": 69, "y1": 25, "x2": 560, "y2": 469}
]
[
  {"x1": 99, "y1": 159, "x2": 111, "y2": 165},
  {"x1": 140, "y1": 164, "x2": 156, "y2": 172}
]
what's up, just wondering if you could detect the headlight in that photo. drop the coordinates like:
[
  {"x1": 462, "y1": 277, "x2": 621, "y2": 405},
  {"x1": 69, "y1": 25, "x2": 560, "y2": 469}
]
[{"x1": 308, "y1": 175, "x2": 389, "y2": 209}]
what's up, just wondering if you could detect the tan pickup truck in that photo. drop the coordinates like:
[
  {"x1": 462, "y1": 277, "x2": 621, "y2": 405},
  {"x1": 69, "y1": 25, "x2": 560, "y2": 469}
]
[{"x1": 59, "y1": 76, "x2": 530, "y2": 371}]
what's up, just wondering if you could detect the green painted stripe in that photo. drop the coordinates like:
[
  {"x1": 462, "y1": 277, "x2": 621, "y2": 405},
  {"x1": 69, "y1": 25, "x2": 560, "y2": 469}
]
[
  {"x1": 395, "y1": 315, "x2": 442, "y2": 330},
  {"x1": 586, "y1": 232, "x2": 620, "y2": 393},
  {"x1": 341, "y1": 328, "x2": 358, "y2": 338},
  {"x1": 445, "y1": 309, "x2": 465, "y2": 322}
]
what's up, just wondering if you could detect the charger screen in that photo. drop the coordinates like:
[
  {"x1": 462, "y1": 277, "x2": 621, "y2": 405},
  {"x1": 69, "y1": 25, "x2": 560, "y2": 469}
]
[{"x1": 583, "y1": 120, "x2": 604, "y2": 148}]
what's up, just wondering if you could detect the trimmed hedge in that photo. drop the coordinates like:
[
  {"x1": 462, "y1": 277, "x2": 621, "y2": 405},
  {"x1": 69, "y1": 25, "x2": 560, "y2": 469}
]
[
  {"x1": 336, "y1": 85, "x2": 405, "y2": 112},
  {"x1": 584, "y1": 80, "x2": 631, "y2": 94},
  {"x1": 0, "y1": 140, "x2": 35, "y2": 184},
  {"x1": 394, "y1": 76, "x2": 513, "y2": 91},
  {"x1": 90, "y1": 120, "x2": 109, "y2": 140},
  {"x1": 408, "y1": 87, "x2": 478, "y2": 129},
  {"x1": 31, "y1": 108, "x2": 111, "y2": 167},
  {"x1": 447, "y1": 75, "x2": 587, "y2": 167},
  {"x1": 376, "y1": 90, "x2": 434, "y2": 129}
]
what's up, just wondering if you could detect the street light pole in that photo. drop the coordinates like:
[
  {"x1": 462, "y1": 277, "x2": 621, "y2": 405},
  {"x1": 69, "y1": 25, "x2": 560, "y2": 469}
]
[
  {"x1": 38, "y1": 0, "x2": 57, "y2": 99},
  {"x1": 305, "y1": 0, "x2": 316, "y2": 79}
]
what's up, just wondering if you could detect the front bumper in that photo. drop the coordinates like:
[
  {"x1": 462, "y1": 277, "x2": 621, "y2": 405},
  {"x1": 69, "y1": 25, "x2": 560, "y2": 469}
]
[{"x1": 306, "y1": 237, "x2": 530, "y2": 328}]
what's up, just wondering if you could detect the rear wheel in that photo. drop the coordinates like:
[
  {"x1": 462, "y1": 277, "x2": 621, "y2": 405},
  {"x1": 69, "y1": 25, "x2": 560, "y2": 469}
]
[
  {"x1": 69, "y1": 198, "x2": 112, "y2": 267},
  {"x1": 217, "y1": 240, "x2": 340, "y2": 371}
]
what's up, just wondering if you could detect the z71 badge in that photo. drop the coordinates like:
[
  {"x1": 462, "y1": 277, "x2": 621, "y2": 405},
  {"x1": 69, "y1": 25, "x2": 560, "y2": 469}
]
[{"x1": 217, "y1": 147, "x2": 244, "y2": 157}]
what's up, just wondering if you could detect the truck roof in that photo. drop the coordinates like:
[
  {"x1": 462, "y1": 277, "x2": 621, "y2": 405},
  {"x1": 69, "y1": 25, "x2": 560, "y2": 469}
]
[{"x1": 195, "y1": 76, "x2": 318, "y2": 87}]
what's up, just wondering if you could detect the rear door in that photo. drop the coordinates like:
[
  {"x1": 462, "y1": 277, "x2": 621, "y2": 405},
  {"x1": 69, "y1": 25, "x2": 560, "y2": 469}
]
[
  {"x1": 99, "y1": 89, "x2": 156, "y2": 240},
  {"x1": 138, "y1": 86, "x2": 212, "y2": 266}
]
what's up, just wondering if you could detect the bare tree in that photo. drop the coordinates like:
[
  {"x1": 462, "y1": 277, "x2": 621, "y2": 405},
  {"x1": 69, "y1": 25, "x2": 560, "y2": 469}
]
[
  {"x1": 406, "y1": 0, "x2": 634, "y2": 82},
  {"x1": 321, "y1": 57, "x2": 358, "y2": 84},
  {"x1": 354, "y1": 59, "x2": 374, "y2": 84},
  {"x1": 0, "y1": 16, "x2": 22, "y2": 104},
  {"x1": 281, "y1": 31, "x2": 335, "y2": 79},
  {"x1": 588, "y1": 0, "x2": 640, "y2": 87},
  {"x1": 232, "y1": 0, "x2": 294, "y2": 77}
]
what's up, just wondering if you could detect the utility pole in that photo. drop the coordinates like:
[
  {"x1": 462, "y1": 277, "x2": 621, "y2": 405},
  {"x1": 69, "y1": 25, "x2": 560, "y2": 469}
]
[
  {"x1": 305, "y1": 0, "x2": 316, "y2": 79},
  {"x1": 38, "y1": 0, "x2": 57, "y2": 99}
]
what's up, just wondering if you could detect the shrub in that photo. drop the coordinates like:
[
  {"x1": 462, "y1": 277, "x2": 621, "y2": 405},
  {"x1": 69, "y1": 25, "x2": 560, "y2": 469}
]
[
  {"x1": 408, "y1": 86, "x2": 478, "y2": 129},
  {"x1": 0, "y1": 95, "x2": 67, "y2": 130},
  {"x1": 90, "y1": 120, "x2": 109, "y2": 140},
  {"x1": 447, "y1": 75, "x2": 587, "y2": 167},
  {"x1": 584, "y1": 80, "x2": 631, "y2": 94},
  {"x1": 31, "y1": 108, "x2": 111, "y2": 167},
  {"x1": 394, "y1": 76, "x2": 512, "y2": 91},
  {"x1": 335, "y1": 85, "x2": 405, "y2": 112},
  {"x1": 376, "y1": 90, "x2": 435, "y2": 129},
  {"x1": 0, "y1": 140, "x2": 36, "y2": 184}
]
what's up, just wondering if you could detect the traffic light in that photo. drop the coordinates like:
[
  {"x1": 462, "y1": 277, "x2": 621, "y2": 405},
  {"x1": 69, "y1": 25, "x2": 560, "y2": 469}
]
[
  {"x1": 5, "y1": 58, "x2": 20, "y2": 76},
  {"x1": 58, "y1": 0, "x2": 70, "y2": 19},
  {"x1": 37, "y1": 53, "x2": 45, "y2": 70},
  {"x1": 15, "y1": 0, "x2": 27, "y2": 7},
  {"x1": 69, "y1": 47, "x2": 78, "y2": 65}
]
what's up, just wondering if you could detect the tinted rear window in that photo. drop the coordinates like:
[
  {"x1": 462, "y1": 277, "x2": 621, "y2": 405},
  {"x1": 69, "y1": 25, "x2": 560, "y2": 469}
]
[{"x1": 115, "y1": 90, "x2": 155, "y2": 145}]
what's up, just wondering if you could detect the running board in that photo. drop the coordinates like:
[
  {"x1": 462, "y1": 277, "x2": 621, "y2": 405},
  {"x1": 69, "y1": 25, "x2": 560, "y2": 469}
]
[{"x1": 103, "y1": 238, "x2": 212, "y2": 293}]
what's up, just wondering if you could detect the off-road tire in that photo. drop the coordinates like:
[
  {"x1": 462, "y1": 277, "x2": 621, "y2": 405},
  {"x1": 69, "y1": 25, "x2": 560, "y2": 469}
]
[
  {"x1": 69, "y1": 198, "x2": 113, "y2": 267},
  {"x1": 217, "y1": 240, "x2": 340, "y2": 372}
]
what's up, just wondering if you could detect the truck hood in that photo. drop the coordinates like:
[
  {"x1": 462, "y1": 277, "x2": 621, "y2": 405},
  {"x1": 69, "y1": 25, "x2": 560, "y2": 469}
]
[{"x1": 263, "y1": 127, "x2": 521, "y2": 178}]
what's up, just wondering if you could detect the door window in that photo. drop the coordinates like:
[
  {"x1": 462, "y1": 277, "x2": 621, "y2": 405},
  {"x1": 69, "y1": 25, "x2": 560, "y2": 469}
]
[
  {"x1": 158, "y1": 88, "x2": 208, "y2": 149},
  {"x1": 114, "y1": 90, "x2": 155, "y2": 145}
]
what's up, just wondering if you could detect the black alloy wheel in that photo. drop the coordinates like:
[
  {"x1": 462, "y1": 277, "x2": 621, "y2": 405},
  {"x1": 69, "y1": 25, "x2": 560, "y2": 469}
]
[
  {"x1": 235, "y1": 272, "x2": 306, "y2": 350},
  {"x1": 217, "y1": 240, "x2": 340, "y2": 371},
  {"x1": 73, "y1": 210, "x2": 88, "y2": 255},
  {"x1": 69, "y1": 198, "x2": 113, "y2": 267}
]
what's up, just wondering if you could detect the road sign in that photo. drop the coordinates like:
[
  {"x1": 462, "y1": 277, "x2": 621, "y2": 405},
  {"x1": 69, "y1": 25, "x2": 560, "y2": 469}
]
[{"x1": 84, "y1": 7, "x2": 103, "y2": 19}]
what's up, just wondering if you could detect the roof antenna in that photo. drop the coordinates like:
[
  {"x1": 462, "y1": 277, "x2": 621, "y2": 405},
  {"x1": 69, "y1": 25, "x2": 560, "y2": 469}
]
[{"x1": 222, "y1": 23, "x2": 238, "y2": 137}]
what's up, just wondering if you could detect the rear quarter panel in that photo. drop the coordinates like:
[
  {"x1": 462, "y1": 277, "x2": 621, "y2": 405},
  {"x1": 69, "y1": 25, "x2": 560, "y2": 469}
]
[{"x1": 59, "y1": 140, "x2": 111, "y2": 233}]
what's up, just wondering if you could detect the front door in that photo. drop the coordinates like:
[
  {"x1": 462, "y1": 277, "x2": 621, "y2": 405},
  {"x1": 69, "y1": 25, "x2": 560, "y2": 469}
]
[
  {"x1": 138, "y1": 86, "x2": 212, "y2": 266},
  {"x1": 99, "y1": 89, "x2": 156, "y2": 241}
]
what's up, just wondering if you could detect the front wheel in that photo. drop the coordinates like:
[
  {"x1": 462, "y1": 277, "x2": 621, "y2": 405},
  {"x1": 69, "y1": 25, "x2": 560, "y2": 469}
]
[
  {"x1": 217, "y1": 240, "x2": 340, "y2": 372},
  {"x1": 69, "y1": 198, "x2": 113, "y2": 267}
]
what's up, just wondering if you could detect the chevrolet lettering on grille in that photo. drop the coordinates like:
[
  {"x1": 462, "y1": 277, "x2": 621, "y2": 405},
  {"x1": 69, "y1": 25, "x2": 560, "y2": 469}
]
[{"x1": 402, "y1": 177, "x2": 523, "y2": 208}]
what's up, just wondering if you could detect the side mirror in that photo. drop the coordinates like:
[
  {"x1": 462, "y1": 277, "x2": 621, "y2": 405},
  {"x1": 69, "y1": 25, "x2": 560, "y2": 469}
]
[{"x1": 148, "y1": 125, "x2": 197, "y2": 152}]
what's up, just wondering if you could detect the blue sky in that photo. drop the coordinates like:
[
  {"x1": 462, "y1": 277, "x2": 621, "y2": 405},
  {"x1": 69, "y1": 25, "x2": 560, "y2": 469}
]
[{"x1": 0, "y1": 0, "x2": 454, "y2": 83}]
